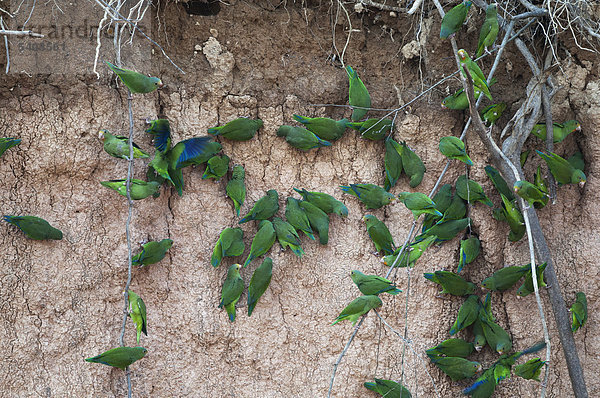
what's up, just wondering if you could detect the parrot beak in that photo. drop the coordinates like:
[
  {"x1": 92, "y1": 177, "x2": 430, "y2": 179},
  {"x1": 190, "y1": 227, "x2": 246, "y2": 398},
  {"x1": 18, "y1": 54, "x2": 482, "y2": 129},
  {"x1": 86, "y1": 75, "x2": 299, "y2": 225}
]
[
  {"x1": 98, "y1": 130, "x2": 106, "y2": 140},
  {"x1": 157, "y1": 79, "x2": 164, "y2": 89},
  {"x1": 579, "y1": 180, "x2": 586, "y2": 188}
]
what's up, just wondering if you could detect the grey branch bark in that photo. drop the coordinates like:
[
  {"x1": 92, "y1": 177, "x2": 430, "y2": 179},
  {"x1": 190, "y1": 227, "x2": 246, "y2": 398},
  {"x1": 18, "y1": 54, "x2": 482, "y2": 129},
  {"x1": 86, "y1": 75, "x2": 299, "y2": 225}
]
[{"x1": 0, "y1": 29, "x2": 43, "y2": 37}]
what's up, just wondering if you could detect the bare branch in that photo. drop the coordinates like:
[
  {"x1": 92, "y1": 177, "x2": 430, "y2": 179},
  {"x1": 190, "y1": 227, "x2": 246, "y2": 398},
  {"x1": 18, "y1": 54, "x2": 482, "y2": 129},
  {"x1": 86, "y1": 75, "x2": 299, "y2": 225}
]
[
  {"x1": 405, "y1": 0, "x2": 422, "y2": 15},
  {"x1": 0, "y1": 29, "x2": 43, "y2": 37},
  {"x1": 374, "y1": 311, "x2": 441, "y2": 397},
  {"x1": 94, "y1": 0, "x2": 185, "y2": 73},
  {"x1": 0, "y1": 18, "x2": 9, "y2": 74},
  {"x1": 328, "y1": 316, "x2": 366, "y2": 398},
  {"x1": 541, "y1": 50, "x2": 557, "y2": 203},
  {"x1": 0, "y1": 7, "x2": 14, "y2": 18},
  {"x1": 360, "y1": 0, "x2": 404, "y2": 13}
]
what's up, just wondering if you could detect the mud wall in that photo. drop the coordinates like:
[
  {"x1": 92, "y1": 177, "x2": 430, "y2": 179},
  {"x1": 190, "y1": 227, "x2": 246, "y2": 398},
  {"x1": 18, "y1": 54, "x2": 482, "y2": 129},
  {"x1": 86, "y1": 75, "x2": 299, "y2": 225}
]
[{"x1": 0, "y1": 1, "x2": 597, "y2": 397}]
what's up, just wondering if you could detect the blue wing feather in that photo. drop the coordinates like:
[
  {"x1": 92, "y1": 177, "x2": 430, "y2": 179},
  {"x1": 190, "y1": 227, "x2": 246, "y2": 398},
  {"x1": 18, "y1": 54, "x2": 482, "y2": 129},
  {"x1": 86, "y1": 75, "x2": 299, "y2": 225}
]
[
  {"x1": 145, "y1": 120, "x2": 172, "y2": 153},
  {"x1": 176, "y1": 137, "x2": 212, "y2": 168}
]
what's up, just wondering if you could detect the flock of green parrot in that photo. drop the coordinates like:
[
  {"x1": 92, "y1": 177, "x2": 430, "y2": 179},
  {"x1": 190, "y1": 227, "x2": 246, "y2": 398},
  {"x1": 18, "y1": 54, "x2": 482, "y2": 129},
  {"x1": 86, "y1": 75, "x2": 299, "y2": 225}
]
[
  {"x1": 0, "y1": 5, "x2": 592, "y2": 394},
  {"x1": 215, "y1": 186, "x2": 349, "y2": 321}
]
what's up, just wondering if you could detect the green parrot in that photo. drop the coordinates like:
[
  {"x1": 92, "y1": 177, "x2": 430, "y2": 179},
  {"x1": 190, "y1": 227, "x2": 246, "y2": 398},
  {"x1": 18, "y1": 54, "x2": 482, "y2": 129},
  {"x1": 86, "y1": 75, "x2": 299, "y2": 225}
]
[
  {"x1": 480, "y1": 103, "x2": 506, "y2": 126},
  {"x1": 98, "y1": 130, "x2": 149, "y2": 159},
  {"x1": 211, "y1": 227, "x2": 244, "y2": 267},
  {"x1": 439, "y1": 193, "x2": 467, "y2": 223},
  {"x1": 145, "y1": 119, "x2": 172, "y2": 153},
  {"x1": 340, "y1": 183, "x2": 396, "y2": 209},
  {"x1": 492, "y1": 207, "x2": 506, "y2": 222},
  {"x1": 299, "y1": 200, "x2": 330, "y2": 245},
  {"x1": 466, "y1": 342, "x2": 547, "y2": 392},
  {"x1": 346, "y1": 66, "x2": 371, "y2": 121},
  {"x1": 272, "y1": 217, "x2": 304, "y2": 257},
  {"x1": 332, "y1": 294, "x2": 382, "y2": 325},
  {"x1": 226, "y1": 165, "x2": 246, "y2": 216},
  {"x1": 520, "y1": 149, "x2": 531, "y2": 168},
  {"x1": 481, "y1": 264, "x2": 529, "y2": 291},
  {"x1": 457, "y1": 49, "x2": 492, "y2": 101},
  {"x1": 480, "y1": 317, "x2": 512, "y2": 354},
  {"x1": 514, "y1": 358, "x2": 546, "y2": 381},
  {"x1": 144, "y1": 119, "x2": 216, "y2": 195},
  {"x1": 450, "y1": 294, "x2": 479, "y2": 335},
  {"x1": 472, "y1": 318, "x2": 487, "y2": 352},
  {"x1": 363, "y1": 215, "x2": 396, "y2": 255},
  {"x1": 244, "y1": 220, "x2": 276, "y2": 267},
  {"x1": 293, "y1": 188, "x2": 348, "y2": 217},
  {"x1": 534, "y1": 167, "x2": 549, "y2": 193},
  {"x1": 347, "y1": 118, "x2": 392, "y2": 141},
  {"x1": 567, "y1": 151, "x2": 585, "y2": 171},
  {"x1": 484, "y1": 165, "x2": 514, "y2": 201},
  {"x1": 292, "y1": 114, "x2": 348, "y2": 141},
  {"x1": 570, "y1": 291, "x2": 588, "y2": 332},
  {"x1": 127, "y1": 290, "x2": 147, "y2": 344},
  {"x1": 422, "y1": 184, "x2": 452, "y2": 230},
  {"x1": 439, "y1": 136, "x2": 473, "y2": 165},
  {"x1": 479, "y1": 292, "x2": 494, "y2": 322},
  {"x1": 475, "y1": 4, "x2": 499, "y2": 57},
  {"x1": 397, "y1": 192, "x2": 443, "y2": 219},
  {"x1": 85, "y1": 346, "x2": 147, "y2": 370},
  {"x1": 350, "y1": 270, "x2": 402, "y2": 295},
  {"x1": 442, "y1": 86, "x2": 482, "y2": 110},
  {"x1": 426, "y1": 338, "x2": 475, "y2": 360},
  {"x1": 132, "y1": 239, "x2": 173, "y2": 266},
  {"x1": 500, "y1": 193, "x2": 525, "y2": 242},
  {"x1": 400, "y1": 141, "x2": 426, "y2": 188},
  {"x1": 142, "y1": 164, "x2": 167, "y2": 194},
  {"x1": 456, "y1": 175, "x2": 493, "y2": 207},
  {"x1": 458, "y1": 237, "x2": 480, "y2": 273},
  {"x1": 463, "y1": 368, "x2": 496, "y2": 398},
  {"x1": 442, "y1": 78, "x2": 497, "y2": 110},
  {"x1": 167, "y1": 137, "x2": 218, "y2": 195},
  {"x1": 440, "y1": 1, "x2": 472, "y2": 39},
  {"x1": 382, "y1": 235, "x2": 436, "y2": 268},
  {"x1": 219, "y1": 263, "x2": 244, "y2": 322},
  {"x1": 384, "y1": 137, "x2": 403, "y2": 191},
  {"x1": 434, "y1": 185, "x2": 456, "y2": 214},
  {"x1": 420, "y1": 218, "x2": 470, "y2": 242},
  {"x1": 247, "y1": 257, "x2": 273, "y2": 316},
  {"x1": 0, "y1": 137, "x2": 21, "y2": 158},
  {"x1": 364, "y1": 379, "x2": 412, "y2": 398},
  {"x1": 513, "y1": 181, "x2": 549, "y2": 208},
  {"x1": 202, "y1": 154, "x2": 230, "y2": 180},
  {"x1": 100, "y1": 179, "x2": 160, "y2": 200},
  {"x1": 285, "y1": 197, "x2": 315, "y2": 240},
  {"x1": 3, "y1": 215, "x2": 62, "y2": 240},
  {"x1": 424, "y1": 270, "x2": 476, "y2": 296},
  {"x1": 147, "y1": 150, "x2": 171, "y2": 186},
  {"x1": 431, "y1": 356, "x2": 481, "y2": 381},
  {"x1": 173, "y1": 138, "x2": 221, "y2": 167},
  {"x1": 276, "y1": 125, "x2": 332, "y2": 150},
  {"x1": 106, "y1": 61, "x2": 162, "y2": 94},
  {"x1": 207, "y1": 117, "x2": 263, "y2": 141},
  {"x1": 516, "y1": 262, "x2": 547, "y2": 297},
  {"x1": 530, "y1": 119, "x2": 581, "y2": 143},
  {"x1": 492, "y1": 363, "x2": 511, "y2": 383},
  {"x1": 536, "y1": 150, "x2": 587, "y2": 187},
  {"x1": 239, "y1": 189, "x2": 279, "y2": 224}
]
